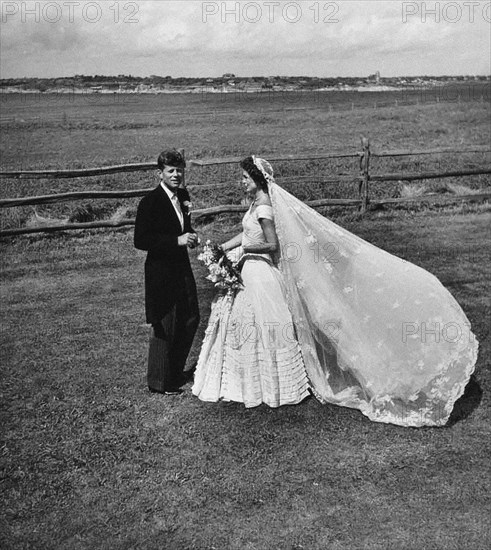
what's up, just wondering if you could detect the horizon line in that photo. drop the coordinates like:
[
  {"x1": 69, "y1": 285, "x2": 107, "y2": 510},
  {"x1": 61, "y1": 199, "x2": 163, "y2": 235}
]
[{"x1": 2, "y1": 74, "x2": 491, "y2": 81}]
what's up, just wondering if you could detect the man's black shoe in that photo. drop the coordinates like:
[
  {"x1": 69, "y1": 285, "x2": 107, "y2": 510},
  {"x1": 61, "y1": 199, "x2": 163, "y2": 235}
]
[
  {"x1": 164, "y1": 389, "x2": 184, "y2": 396},
  {"x1": 148, "y1": 387, "x2": 184, "y2": 396}
]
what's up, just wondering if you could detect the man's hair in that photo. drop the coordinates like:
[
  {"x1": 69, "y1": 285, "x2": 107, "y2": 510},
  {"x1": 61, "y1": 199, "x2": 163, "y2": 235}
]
[{"x1": 157, "y1": 149, "x2": 186, "y2": 170}]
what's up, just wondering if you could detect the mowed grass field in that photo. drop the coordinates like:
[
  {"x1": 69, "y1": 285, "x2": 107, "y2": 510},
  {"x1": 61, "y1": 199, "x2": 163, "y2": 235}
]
[{"x1": 1, "y1": 89, "x2": 490, "y2": 549}]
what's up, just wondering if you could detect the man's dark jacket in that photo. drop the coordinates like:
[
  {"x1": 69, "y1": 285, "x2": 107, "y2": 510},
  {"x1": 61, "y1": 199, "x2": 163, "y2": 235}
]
[{"x1": 134, "y1": 185, "x2": 195, "y2": 324}]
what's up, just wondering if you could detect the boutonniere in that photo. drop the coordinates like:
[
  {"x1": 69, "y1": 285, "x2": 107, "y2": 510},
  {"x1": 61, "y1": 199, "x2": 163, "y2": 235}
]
[{"x1": 182, "y1": 201, "x2": 192, "y2": 214}]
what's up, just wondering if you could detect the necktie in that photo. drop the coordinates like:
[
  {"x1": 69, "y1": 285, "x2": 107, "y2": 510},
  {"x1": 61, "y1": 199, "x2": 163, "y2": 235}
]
[{"x1": 171, "y1": 194, "x2": 184, "y2": 230}]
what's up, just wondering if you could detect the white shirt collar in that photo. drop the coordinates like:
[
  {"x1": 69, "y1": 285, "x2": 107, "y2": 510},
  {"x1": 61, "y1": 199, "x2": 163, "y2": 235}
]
[{"x1": 160, "y1": 181, "x2": 177, "y2": 201}]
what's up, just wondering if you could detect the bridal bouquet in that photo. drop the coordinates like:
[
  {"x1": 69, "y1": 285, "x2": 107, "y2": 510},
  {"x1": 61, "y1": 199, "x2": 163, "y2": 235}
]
[{"x1": 198, "y1": 240, "x2": 243, "y2": 293}]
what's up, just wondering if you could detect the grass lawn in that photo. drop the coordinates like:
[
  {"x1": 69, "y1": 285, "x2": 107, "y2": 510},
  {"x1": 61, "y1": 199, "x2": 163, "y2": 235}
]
[{"x1": 1, "y1": 204, "x2": 490, "y2": 550}]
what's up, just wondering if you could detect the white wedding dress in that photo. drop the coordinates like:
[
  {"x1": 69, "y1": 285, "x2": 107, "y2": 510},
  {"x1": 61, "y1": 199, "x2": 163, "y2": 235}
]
[
  {"x1": 193, "y1": 163, "x2": 479, "y2": 426},
  {"x1": 192, "y1": 204, "x2": 311, "y2": 407}
]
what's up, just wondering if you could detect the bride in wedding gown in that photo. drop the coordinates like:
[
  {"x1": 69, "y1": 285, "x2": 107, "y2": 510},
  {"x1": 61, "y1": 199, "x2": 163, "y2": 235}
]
[{"x1": 192, "y1": 156, "x2": 479, "y2": 427}]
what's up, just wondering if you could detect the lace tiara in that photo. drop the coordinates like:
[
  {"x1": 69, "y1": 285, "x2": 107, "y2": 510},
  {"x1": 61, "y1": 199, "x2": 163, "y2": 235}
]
[{"x1": 252, "y1": 156, "x2": 276, "y2": 186}]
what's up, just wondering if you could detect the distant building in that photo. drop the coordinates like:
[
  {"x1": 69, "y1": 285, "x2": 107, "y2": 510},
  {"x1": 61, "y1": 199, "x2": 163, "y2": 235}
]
[
  {"x1": 367, "y1": 71, "x2": 381, "y2": 84},
  {"x1": 222, "y1": 73, "x2": 235, "y2": 78}
]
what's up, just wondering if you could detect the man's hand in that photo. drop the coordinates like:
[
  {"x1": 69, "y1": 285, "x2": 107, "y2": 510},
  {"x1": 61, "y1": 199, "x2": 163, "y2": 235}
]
[{"x1": 178, "y1": 233, "x2": 199, "y2": 248}]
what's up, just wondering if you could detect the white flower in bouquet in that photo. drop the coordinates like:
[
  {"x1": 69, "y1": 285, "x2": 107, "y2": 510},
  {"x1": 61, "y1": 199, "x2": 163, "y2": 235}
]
[{"x1": 198, "y1": 240, "x2": 243, "y2": 294}]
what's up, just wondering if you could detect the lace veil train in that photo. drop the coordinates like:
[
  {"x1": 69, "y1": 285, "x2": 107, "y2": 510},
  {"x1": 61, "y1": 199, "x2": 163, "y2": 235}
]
[{"x1": 253, "y1": 157, "x2": 478, "y2": 427}]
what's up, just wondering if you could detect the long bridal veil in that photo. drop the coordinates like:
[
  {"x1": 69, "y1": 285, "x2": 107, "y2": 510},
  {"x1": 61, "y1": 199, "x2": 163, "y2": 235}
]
[{"x1": 257, "y1": 159, "x2": 478, "y2": 426}]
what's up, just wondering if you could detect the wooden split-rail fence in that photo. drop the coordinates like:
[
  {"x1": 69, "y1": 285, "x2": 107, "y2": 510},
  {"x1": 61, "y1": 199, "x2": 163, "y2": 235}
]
[{"x1": 0, "y1": 140, "x2": 490, "y2": 237}]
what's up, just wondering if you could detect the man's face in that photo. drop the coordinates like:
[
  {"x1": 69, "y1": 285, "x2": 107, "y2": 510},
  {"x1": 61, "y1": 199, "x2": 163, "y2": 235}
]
[{"x1": 160, "y1": 164, "x2": 184, "y2": 191}]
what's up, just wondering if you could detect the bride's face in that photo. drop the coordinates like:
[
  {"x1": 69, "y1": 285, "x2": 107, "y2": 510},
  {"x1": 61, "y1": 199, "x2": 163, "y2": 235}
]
[{"x1": 242, "y1": 170, "x2": 257, "y2": 195}]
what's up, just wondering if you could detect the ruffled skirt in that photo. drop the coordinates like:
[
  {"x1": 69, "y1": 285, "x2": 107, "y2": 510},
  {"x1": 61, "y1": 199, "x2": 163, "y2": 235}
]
[{"x1": 192, "y1": 258, "x2": 310, "y2": 407}]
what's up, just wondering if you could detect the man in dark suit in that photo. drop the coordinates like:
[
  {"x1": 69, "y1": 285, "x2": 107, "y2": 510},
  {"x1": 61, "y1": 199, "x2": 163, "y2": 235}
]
[{"x1": 134, "y1": 149, "x2": 200, "y2": 395}]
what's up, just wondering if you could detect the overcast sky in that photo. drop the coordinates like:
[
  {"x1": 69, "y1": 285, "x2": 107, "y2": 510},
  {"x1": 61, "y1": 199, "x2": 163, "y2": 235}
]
[{"x1": 1, "y1": 0, "x2": 490, "y2": 78}]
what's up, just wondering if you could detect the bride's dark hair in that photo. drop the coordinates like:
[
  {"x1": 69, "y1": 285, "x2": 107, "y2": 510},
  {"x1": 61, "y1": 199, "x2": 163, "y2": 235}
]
[{"x1": 240, "y1": 156, "x2": 269, "y2": 192}]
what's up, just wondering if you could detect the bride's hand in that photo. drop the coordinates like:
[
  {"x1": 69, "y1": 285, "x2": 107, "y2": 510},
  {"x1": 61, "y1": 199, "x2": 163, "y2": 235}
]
[{"x1": 226, "y1": 246, "x2": 244, "y2": 265}]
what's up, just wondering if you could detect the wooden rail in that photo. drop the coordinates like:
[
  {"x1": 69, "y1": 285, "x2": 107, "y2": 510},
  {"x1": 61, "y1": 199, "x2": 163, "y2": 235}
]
[
  {"x1": 371, "y1": 147, "x2": 490, "y2": 158},
  {"x1": 0, "y1": 176, "x2": 358, "y2": 208},
  {"x1": 0, "y1": 189, "x2": 153, "y2": 208},
  {"x1": 0, "y1": 142, "x2": 490, "y2": 237},
  {"x1": 0, "y1": 163, "x2": 156, "y2": 180},
  {"x1": 370, "y1": 168, "x2": 491, "y2": 182},
  {"x1": 190, "y1": 152, "x2": 359, "y2": 166},
  {"x1": 0, "y1": 219, "x2": 136, "y2": 236}
]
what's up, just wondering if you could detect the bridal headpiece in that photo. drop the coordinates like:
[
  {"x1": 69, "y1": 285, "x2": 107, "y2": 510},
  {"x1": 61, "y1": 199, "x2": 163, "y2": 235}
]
[{"x1": 252, "y1": 156, "x2": 276, "y2": 186}]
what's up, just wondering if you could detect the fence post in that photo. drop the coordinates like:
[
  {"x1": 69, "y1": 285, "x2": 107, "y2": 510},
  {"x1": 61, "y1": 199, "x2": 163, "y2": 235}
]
[{"x1": 359, "y1": 137, "x2": 370, "y2": 213}]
